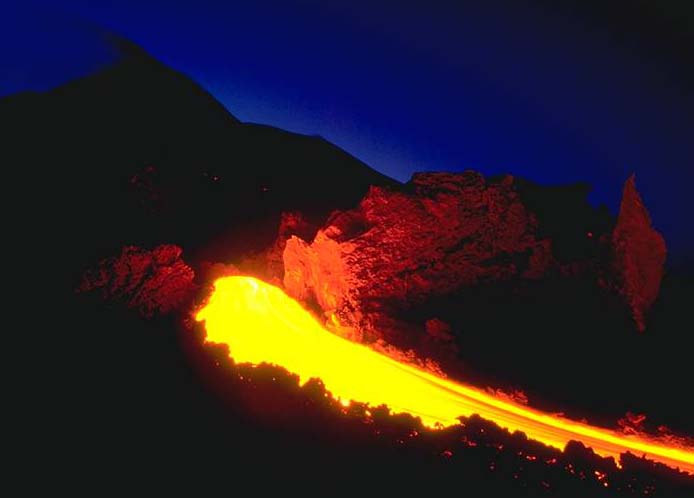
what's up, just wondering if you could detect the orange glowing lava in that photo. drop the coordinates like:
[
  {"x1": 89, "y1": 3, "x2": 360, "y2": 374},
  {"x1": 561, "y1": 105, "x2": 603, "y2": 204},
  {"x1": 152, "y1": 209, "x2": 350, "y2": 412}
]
[{"x1": 195, "y1": 276, "x2": 694, "y2": 474}]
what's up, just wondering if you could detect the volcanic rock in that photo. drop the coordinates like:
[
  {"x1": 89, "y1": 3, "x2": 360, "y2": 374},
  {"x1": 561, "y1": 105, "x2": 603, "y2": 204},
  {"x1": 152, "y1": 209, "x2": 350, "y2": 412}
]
[
  {"x1": 238, "y1": 211, "x2": 319, "y2": 285},
  {"x1": 78, "y1": 244, "x2": 195, "y2": 317},
  {"x1": 1, "y1": 38, "x2": 396, "y2": 275},
  {"x1": 283, "y1": 171, "x2": 555, "y2": 342},
  {"x1": 609, "y1": 175, "x2": 666, "y2": 331}
]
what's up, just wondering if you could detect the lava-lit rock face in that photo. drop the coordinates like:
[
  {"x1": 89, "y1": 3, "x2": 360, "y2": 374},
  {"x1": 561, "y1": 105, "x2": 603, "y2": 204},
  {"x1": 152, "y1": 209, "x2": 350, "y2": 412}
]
[
  {"x1": 238, "y1": 211, "x2": 318, "y2": 285},
  {"x1": 610, "y1": 175, "x2": 667, "y2": 331},
  {"x1": 78, "y1": 244, "x2": 195, "y2": 317},
  {"x1": 284, "y1": 172, "x2": 554, "y2": 342}
]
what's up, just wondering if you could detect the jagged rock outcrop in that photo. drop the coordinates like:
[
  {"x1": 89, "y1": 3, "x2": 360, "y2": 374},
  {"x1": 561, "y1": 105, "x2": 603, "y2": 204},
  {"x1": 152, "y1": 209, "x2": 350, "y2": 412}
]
[
  {"x1": 78, "y1": 244, "x2": 195, "y2": 317},
  {"x1": 610, "y1": 175, "x2": 667, "y2": 331},
  {"x1": 283, "y1": 172, "x2": 555, "y2": 341},
  {"x1": 238, "y1": 211, "x2": 318, "y2": 284}
]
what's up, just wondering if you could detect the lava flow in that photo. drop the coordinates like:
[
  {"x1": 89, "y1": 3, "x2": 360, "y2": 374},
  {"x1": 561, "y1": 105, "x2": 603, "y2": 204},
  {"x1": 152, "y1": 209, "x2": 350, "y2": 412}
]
[{"x1": 195, "y1": 276, "x2": 694, "y2": 474}]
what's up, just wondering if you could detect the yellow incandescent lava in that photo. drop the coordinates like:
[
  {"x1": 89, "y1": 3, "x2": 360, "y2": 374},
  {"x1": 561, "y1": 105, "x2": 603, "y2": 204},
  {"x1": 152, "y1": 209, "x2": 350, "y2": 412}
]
[{"x1": 195, "y1": 276, "x2": 694, "y2": 474}]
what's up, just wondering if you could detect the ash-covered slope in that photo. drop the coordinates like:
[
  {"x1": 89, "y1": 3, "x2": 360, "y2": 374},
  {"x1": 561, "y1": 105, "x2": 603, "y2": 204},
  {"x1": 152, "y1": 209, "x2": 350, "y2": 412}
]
[{"x1": 1, "y1": 39, "x2": 396, "y2": 278}]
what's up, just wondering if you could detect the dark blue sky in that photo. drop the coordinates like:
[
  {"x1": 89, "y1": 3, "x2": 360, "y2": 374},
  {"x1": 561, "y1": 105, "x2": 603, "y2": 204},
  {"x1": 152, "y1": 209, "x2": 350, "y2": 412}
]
[{"x1": 2, "y1": 1, "x2": 693, "y2": 265}]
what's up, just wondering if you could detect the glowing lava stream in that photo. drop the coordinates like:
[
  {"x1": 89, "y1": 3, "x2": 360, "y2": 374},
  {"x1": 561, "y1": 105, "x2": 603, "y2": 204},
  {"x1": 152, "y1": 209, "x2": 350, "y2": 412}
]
[{"x1": 196, "y1": 276, "x2": 694, "y2": 473}]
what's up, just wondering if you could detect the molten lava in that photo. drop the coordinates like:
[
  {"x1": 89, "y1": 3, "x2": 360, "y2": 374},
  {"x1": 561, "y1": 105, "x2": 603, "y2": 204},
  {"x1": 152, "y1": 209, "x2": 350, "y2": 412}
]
[{"x1": 195, "y1": 276, "x2": 694, "y2": 474}]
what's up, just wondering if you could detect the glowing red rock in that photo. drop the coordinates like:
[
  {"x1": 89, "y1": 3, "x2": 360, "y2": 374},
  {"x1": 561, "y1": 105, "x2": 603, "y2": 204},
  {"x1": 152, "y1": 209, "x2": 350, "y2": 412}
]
[
  {"x1": 610, "y1": 175, "x2": 666, "y2": 331},
  {"x1": 78, "y1": 244, "x2": 195, "y2": 316},
  {"x1": 283, "y1": 172, "x2": 554, "y2": 341}
]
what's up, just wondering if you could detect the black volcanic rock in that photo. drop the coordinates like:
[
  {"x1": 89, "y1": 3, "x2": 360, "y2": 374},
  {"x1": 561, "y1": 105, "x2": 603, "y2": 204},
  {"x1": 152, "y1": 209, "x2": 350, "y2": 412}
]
[
  {"x1": 1, "y1": 41, "x2": 396, "y2": 280},
  {"x1": 513, "y1": 178, "x2": 614, "y2": 263}
]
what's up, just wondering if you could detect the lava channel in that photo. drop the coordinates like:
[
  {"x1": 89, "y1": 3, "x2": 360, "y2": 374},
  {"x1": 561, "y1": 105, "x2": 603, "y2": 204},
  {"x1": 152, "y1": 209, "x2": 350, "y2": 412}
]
[{"x1": 195, "y1": 276, "x2": 694, "y2": 474}]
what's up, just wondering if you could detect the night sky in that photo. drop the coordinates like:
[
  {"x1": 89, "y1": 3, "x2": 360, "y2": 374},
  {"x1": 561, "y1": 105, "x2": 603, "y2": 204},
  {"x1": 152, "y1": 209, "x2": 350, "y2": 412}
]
[{"x1": 3, "y1": 1, "x2": 692, "y2": 266}]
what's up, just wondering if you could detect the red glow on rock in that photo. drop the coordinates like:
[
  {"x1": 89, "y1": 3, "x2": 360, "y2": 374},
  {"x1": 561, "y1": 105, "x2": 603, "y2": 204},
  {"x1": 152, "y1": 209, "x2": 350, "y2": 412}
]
[{"x1": 610, "y1": 175, "x2": 667, "y2": 331}]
